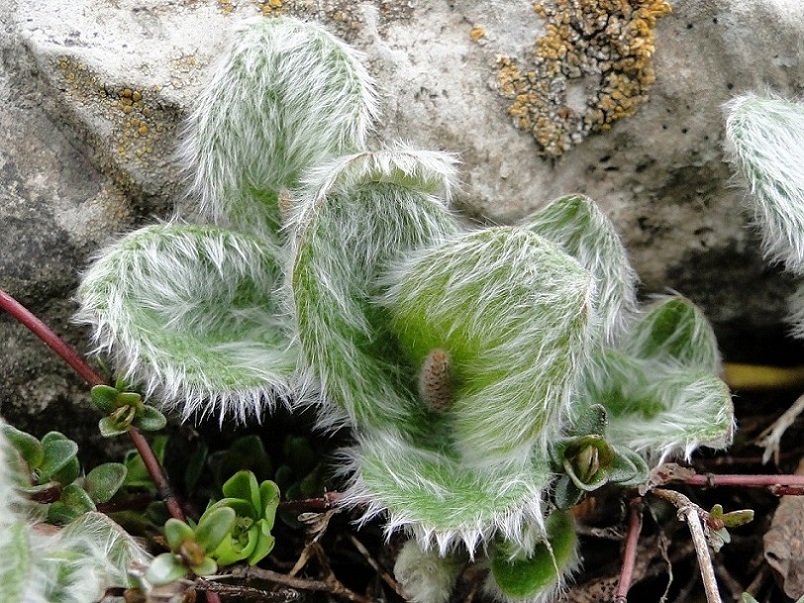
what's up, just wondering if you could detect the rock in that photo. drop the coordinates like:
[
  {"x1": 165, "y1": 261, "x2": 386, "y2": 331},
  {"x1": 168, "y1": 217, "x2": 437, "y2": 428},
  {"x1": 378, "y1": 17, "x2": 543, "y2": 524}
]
[{"x1": 2, "y1": 0, "x2": 804, "y2": 432}]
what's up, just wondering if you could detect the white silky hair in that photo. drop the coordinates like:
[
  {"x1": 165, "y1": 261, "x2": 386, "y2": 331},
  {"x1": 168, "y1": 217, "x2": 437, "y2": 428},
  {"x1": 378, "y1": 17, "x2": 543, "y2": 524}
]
[
  {"x1": 393, "y1": 539, "x2": 465, "y2": 603},
  {"x1": 522, "y1": 194, "x2": 639, "y2": 346},
  {"x1": 603, "y1": 369, "x2": 735, "y2": 463},
  {"x1": 334, "y1": 427, "x2": 553, "y2": 558},
  {"x1": 287, "y1": 147, "x2": 460, "y2": 431},
  {"x1": 75, "y1": 222, "x2": 307, "y2": 424},
  {"x1": 0, "y1": 421, "x2": 150, "y2": 603},
  {"x1": 381, "y1": 227, "x2": 599, "y2": 468},
  {"x1": 725, "y1": 93, "x2": 804, "y2": 274},
  {"x1": 181, "y1": 16, "x2": 380, "y2": 237}
]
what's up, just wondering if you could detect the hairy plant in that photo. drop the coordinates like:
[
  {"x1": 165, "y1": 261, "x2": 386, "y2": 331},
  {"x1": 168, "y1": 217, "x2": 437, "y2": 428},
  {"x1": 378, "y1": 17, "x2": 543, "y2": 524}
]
[
  {"x1": 70, "y1": 16, "x2": 735, "y2": 603},
  {"x1": 0, "y1": 420, "x2": 149, "y2": 603}
]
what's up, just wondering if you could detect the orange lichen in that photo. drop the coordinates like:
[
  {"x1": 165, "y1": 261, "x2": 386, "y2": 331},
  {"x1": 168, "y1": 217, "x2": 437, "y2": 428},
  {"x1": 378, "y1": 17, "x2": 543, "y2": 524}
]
[
  {"x1": 470, "y1": 26, "x2": 486, "y2": 42},
  {"x1": 498, "y1": 0, "x2": 671, "y2": 158}
]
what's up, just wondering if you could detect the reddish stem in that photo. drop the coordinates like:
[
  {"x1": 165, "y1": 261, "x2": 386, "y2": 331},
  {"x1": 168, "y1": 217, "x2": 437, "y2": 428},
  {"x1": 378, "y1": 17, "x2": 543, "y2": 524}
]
[
  {"x1": 205, "y1": 591, "x2": 223, "y2": 603},
  {"x1": 277, "y1": 491, "x2": 343, "y2": 513},
  {"x1": 0, "y1": 287, "x2": 185, "y2": 521},
  {"x1": 0, "y1": 288, "x2": 104, "y2": 386},
  {"x1": 614, "y1": 498, "x2": 643, "y2": 603},
  {"x1": 127, "y1": 426, "x2": 185, "y2": 521}
]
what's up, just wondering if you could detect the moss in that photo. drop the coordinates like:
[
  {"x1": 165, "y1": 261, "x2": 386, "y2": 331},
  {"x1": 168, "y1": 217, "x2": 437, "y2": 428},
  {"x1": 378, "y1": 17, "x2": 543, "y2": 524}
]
[{"x1": 493, "y1": 0, "x2": 671, "y2": 158}]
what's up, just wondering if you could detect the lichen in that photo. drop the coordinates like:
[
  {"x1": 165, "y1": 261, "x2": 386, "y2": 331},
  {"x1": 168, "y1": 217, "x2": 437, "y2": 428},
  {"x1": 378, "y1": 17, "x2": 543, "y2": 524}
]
[{"x1": 494, "y1": 0, "x2": 671, "y2": 158}]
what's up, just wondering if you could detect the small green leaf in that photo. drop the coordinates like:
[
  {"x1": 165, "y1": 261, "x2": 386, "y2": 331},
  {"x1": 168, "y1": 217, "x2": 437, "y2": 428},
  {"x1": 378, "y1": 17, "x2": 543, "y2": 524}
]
[
  {"x1": 606, "y1": 447, "x2": 649, "y2": 486},
  {"x1": 164, "y1": 519, "x2": 195, "y2": 552},
  {"x1": 553, "y1": 475, "x2": 584, "y2": 509},
  {"x1": 90, "y1": 384, "x2": 120, "y2": 413},
  {"x1": 123, "y1": 436, "x2": 167, "y2": 490},
  {"x1": 247, "y1": 519, "x2": 276, "y2": 565},
  {"x1": 98, "y1": 416, "x2": 130, "y2": 438},
  {"x1": 134, "y1": 405, "x2": 167, "y2": 432},
  {"x1": 1, "y1": 424, "x2": 44, "y2": 469},
  {"x1": 52, "y1": 455, "x2": 81, "y2": 486},
  {"x1": 213, "y1": 435, "x2": 272, "y2": 487},
  {"x1": 196, "y1": 507, "x2": 237, "y2": 553},
  {"x1": 146, "y1": 553, "x2": 188, "y2": 585},
  {"x1": 491, "y1": 511, "x2": 577, "y2": 599},
  {"x1": 116, "y1": 391, "x2": 143, "y2": 408},
  {"x1": 567, "y1": 404, "x2": 608, "y2": 437},
  {"x1": 84, "y1": 463, "x2": 127, "y2": 503},
  {"x1": 741, "y1": 594, "x2": 760, "y2": 603},
  {"x1": 190, "y1": 556, "x2": 218, "y2": 577},
  {"x1": 259, "y1": 480, "x2": 281, "y2": 524},
  {"x1": 222, "y1": 471, "x2": 261, "y2": 512},
  {"x1": 48, "y1": 484, "x2": 96, "y2": 524},
  {"x1": 39, "y1": 434, "x2": 79, "y2": 482},
  {"x1": 283, "y1": 436, "x2": 317, "y2": 475}
]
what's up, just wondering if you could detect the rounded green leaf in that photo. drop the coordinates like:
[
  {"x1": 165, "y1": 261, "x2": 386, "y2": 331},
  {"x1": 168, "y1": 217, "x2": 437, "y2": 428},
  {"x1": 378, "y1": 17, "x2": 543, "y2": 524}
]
[
  {"x1": 206, "y1": 497, "x2": 257, "y2": 520},
  {"x1": 146, "y1": 553, "x2": 188, "y2": 585},
  {"x1": 292, "y1": 150, "x2": 458, "y2": 432},
  {"x1": 209, "y1": 523, "x2": 259, "y2": 567},
  {"x1": 76, "y1": 224, "x2": 298, "y2": 423},
  {"x1": 246, "y1": 519, "x2": 276, "y2": 565},
  {"x1": 164, "y1": 518, "x2": 195, "y2": 552},
  {"x1": 98, "y1": 416, "x2": 129, "y2": 439},
  {"x1": 39, "y1": 434, "x2": 79, "y2": 482},
  {"x1": 222, "y1": 470, "x2": 261, "y2": 512},
  {"x1": 259, "y1": 480, "x2": 280, "y2": 528},
  {"x1": 90, "y1": 384, "x2": 120, "y2": 413},
  {"x1": 0, "y1": 424, "x2": 43, "y2": 469},
  {"x1": 47, "y1": 484, "x2": 97, "y2": 524},
  {"x1": 386, "y1": 227, "x2": 595, "y2": 465},
  {"x1": 190, "y1": 556, "x2": 218, "y2": 577},
  {"x1": 85, "y1": 463, "x2": 127, "y2": 503},
  {"x1": 134, "y1": 406, "x2": 167, "y2": 432},
  {"x1": 195, "y1": 506, "x2": 237, "y2": 553},
  {"x1": 491, "y1": 511, "x2": 577, "y2": 599}
]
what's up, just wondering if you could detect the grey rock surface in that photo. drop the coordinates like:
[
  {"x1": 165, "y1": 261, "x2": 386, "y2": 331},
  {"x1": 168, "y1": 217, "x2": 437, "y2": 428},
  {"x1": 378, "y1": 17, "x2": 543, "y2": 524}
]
[{"x1": 2, "y1": 0, "x2": 803, "y2": 432}]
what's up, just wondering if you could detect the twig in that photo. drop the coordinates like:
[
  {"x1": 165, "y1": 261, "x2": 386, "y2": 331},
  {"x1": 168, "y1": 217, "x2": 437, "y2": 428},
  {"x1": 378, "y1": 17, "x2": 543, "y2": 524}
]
[
  {"x1": 195, "y1": 578, "x2": 300, "y2": 602},
  {"x1": 681, "y1": 472, "x2": 804, "y2": 491},
  {"x1": 277, "y1": 492, "x2": 343, "y2": 513},
  {"x1": 650, "y1": 489, "x2": 722, "y2": 603},
  {"x1": 755, "y1": 392, "x2": 804, "y2": 465},
  {"x1": 347, "y1": 533, "x2": 407, "y2": 598},
  {"x1": 613, "y1": 498, "x2": 643, "y2": 603},
  {"x1": 0, "y1": 288, "x2": 185, "y2": 521},
  {"x1": 243, "y1": 566, "x2": 372, "y2": 603},
  {"x1": 0, "y1": 288, "x2": 104, "y2": 386}
]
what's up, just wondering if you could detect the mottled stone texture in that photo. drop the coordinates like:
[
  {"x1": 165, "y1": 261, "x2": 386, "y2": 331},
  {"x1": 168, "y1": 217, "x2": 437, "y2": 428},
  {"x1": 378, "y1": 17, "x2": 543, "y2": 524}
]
[{"x1": 2, "y1": 0, "x2": 804, "y2": 433}]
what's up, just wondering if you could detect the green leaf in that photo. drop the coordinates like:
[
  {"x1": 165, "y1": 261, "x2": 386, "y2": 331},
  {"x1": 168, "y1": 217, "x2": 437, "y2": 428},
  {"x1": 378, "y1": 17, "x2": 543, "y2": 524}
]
[
  {"x1": 523, "y1": 194, "x2": 637, "y2": 343},
  {"x1": 622, "y1": 297, "x2": 720, "y2": 373},
  {"x1": 246, "y1": 519, "x2": 276, "y2": 565},
  {"x1": 607, "y1": 447, "x2": 649, "y2": 486},
  {"x1": 164, "y1": 519, "x2": 195, "y2": 552},
  {"x1": 354, "y1": 429, "x2": 553, "y2": 552},
  {"x1": 196, "y1": 507, "x2": 237, "y2": 553},
  {"x1": 183, "y1": 16, "x2": 379, "y2": 237},
  {"x1": 553, "y1": 475, "x2": 584, "y2": 509},
  {"x1": 259, "y1": 480, "x2": 280, "y2": 526},
  {"x1": 190, "y1": 556, "x2": 218, "y2": 577},
  {"x1": 207, "y1": 497, "x2": 258, "y2": 520},
  {"x1": 1, "y1": 424, "x2": 44, "y2": 469},
  {"x1": 222, "y1": 470, "x2": 261, "y2": 512},
  {"x1": 38, "y1": 433, "x2": 79, "y2": 482},
  {"x1": 48, "y1": 484, "x2": 96, "y2": 524},
  {"x1": 90, "y1": 384, "x2": 120, "y2": 413},
  {"x1": 605, "y1": 371, "x2": 734, "y2": 459},
  {"x1": 116, "y1": 391, "x2": 142, "y2": 407},
  {"x1": 491, "y1": 511, "x2": 577, "y2": 599},
  {"x1": 84, "y1": 463, "x2": 127, "y2": 503},
  {"x1": 283, "y1": 435, "x2": 317, "y2": 475},
  {"x1": 292, "y1": 151, "x2": 458, "y2": 433},
  {"x1": 0, "y1": 521, "x2": 31, "y2": 603},
  {"x1": 146, "y1": 553, "x2": 188, "y2": 585},
  {"x1": 123, "y1": 436, "x2": 167, "y2": 490},
  {"x1": 388, "y1": 227, "x2": 595, "y2": 464},
  {"x1": 98, "y1": 416, "x2": 130, "y2": 438},
  {"x1": 75, "y1": 224, "x2": 298, "y2": 423},
  {"x1": 134, "y1": 405, "x2": 167, "y2": 432}
]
